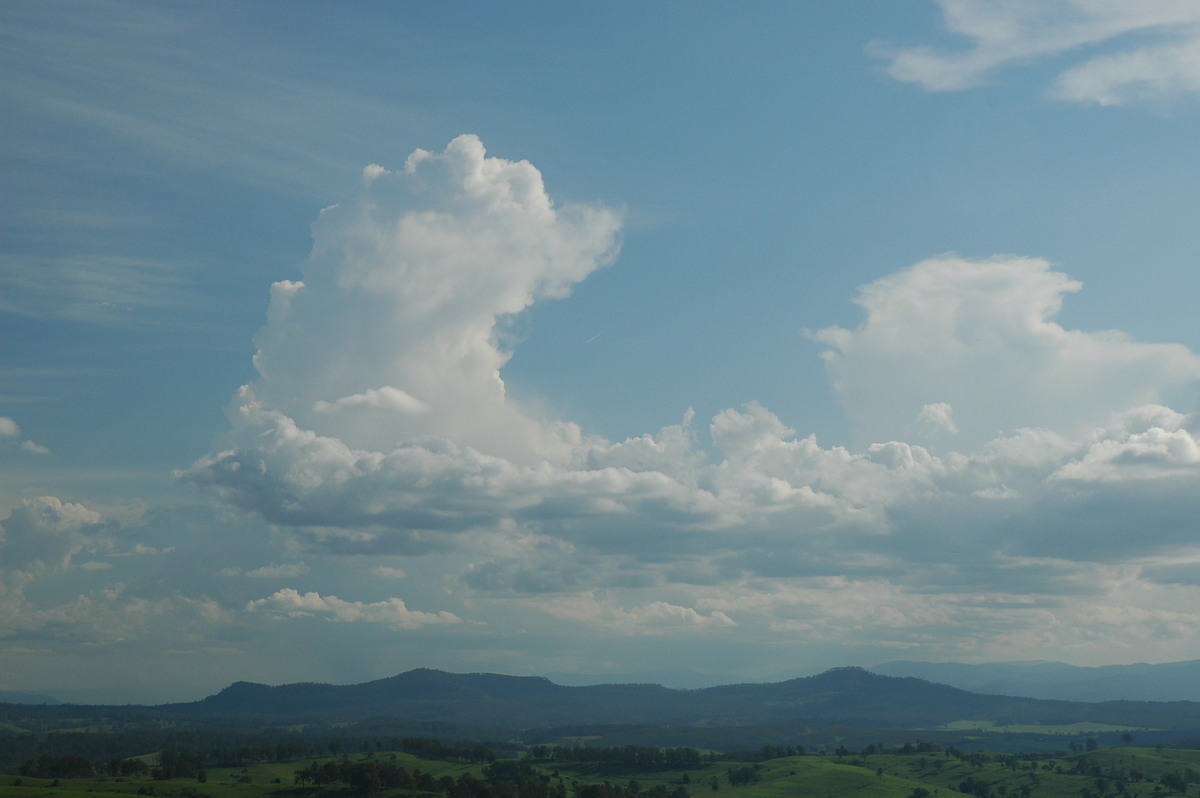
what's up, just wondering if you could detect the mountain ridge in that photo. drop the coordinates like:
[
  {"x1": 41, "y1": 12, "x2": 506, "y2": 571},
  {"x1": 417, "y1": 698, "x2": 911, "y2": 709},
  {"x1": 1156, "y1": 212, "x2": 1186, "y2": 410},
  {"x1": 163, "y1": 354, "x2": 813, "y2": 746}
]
[
  {"x1": 15, "y1": 665, "x2": 1200, "y2": 741},
  {"x1": 139, "y1": 666, "x2": 1200, "y2": 734}
]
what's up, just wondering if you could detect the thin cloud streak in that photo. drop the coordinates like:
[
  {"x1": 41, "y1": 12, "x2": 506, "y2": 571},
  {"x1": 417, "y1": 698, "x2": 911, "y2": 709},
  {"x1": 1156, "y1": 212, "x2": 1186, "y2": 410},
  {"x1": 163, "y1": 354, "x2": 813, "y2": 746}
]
[{"x1": 875, "y1": 0, "x2": 1200, "y2": 105}]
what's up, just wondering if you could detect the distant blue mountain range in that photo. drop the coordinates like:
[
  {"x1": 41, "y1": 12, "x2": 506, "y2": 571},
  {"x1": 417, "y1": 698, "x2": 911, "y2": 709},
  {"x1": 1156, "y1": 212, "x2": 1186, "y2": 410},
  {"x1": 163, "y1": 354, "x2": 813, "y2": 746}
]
[
  {"x1": 871, "y1": 659, "x2": 1200, "y2": 702},
  {"x1": 12, "y1": 659, "x2": 1200, "y2": 709},
  {"x1": 0, "y1": 690, "x2": 60, "y2": 705},
  {"x1": 549, "y1": 660, "x2": 1200, "y2": 702}
]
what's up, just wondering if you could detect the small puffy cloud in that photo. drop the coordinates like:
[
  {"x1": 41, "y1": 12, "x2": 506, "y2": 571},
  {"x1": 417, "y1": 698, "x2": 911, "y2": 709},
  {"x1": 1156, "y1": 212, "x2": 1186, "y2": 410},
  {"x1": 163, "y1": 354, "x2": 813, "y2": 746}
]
[
  {"x1": 578, "y1": 409, "x2": 704, "y2": 484},
  {"x1": 128, "y1": 543, "x2": 174, "y2": 557},
  {"x1": 1054, "y1": 407, "x2": 1200, "y2": 482},
  {"x1": 532, "y1": 593, "x2": 735, "y2": 633},
  {"x1": 246, "y1": 588, "x2": 461, "y2": 629},
  {"x1": 630, "y1": 600, "x2": 735, "y2": 629},
  {"x1": 917, "y1": 402, "x2": 958, "y2": 437},
  {"x1": 0, "y1": 416, "x2": 49, "y2": 455},
  {"x1": 0, "y1": 496, "x2": 104, "y2": 572},
  {"x1": 875, "y1": 0, "x2": 1200, "y2": 105},
  {"x1": 813, "y1": 255, "x2": 1200, "y2": 450},
  {"x1": 313, "y1": 386, "x2": 430, "y2": 416}
]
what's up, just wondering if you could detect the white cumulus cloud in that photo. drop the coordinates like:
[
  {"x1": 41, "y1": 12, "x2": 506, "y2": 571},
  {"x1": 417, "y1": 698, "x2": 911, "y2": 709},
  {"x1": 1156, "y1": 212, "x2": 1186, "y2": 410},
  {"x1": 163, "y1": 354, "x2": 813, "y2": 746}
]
[
  {"x1": 812, "y1": 254, "x2": 1200, "y2": 450},
  {"x1": 1053, "y1": 405, "x2": 1200, "y2": 482},
  {"x1": 238, "y1": 133, "x2": 621, "y2": 465},
  {"x1": 0, "y1": 415, "x2": 49, "y2": 455},
  {"x1": 247, "y1": 588, "x2": 461, "y2": 629},
  {"x1": 917, "y1": 402, "x2": 959, "y2": 437},
  {"x1": 532, "y1": 593, "x2": 736, "y2": 633},
  {"x1": 313, "y1": 386, "x2": 431, "y2": 416},
  {"x1": 0, "y1": 495, "x2": 104, "y2": 573}
]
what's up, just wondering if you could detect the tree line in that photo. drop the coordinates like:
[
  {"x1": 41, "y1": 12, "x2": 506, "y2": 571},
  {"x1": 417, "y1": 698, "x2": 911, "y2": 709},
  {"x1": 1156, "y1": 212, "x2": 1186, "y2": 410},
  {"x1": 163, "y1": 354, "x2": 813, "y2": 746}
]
[
  {"x1": 11, "y1": 737, "x2": 497, "y2": 779},
  {"x1": 526, "y1": 745, "x2": 707, "y2": 769}
]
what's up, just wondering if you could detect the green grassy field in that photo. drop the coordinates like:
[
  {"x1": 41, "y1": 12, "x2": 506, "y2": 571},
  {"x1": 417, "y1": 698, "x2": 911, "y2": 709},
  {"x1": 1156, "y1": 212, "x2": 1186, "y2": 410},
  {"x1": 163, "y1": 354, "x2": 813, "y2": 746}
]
[{"x1": 6, "y1": 747, "x2": 1200, "y2": 798}]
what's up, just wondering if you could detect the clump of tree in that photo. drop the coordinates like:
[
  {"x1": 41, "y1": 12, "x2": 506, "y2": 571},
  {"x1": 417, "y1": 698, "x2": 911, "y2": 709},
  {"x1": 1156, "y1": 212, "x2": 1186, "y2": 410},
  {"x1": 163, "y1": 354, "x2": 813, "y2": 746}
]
[
  {"x1": 1159, "y1": 769, "x2": 1200, "y2": 794},
  {"x1": 153, "y1": 750, "x2": 208, "y2": 780},
  {"x1": 723, "y1": 744, "x2": 802, "y2": 762},
  {"x1": 899, "y1": 742, "x2": 941, "y2": 755},
  {"x1": 958, "y1": 776, "x2": 994, "y2": 798},
  {"x1": 726, "y1": 765, "x2": 761, "y2": 787}
]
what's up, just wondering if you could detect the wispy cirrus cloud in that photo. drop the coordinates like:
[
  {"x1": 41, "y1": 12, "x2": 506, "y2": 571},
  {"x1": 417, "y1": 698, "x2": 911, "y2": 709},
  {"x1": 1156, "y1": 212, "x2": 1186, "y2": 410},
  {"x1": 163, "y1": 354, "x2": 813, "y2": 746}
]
[
  {"x1": 0, "y1": 255, "x2": 187, "y2": 326},
  {"x1": 874, "y1": 0, "x2": 1200, "y2": 105},
  {"x1": 0, "y1": 1, "x2": 421, "y2": 198}
]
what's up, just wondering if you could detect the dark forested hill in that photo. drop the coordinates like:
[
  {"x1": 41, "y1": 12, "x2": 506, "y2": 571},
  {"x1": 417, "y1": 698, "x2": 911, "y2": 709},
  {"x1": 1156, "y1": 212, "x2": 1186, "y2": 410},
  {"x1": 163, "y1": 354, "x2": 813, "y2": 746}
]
[
  {"x1": 9, "y1": 667, "x2": 1200, "y2": 745},
  {"x1": 171, "y1": 669, "x2": 686, "y2": 727},
  {"x1": 143, "y1": 666, "x2": 1200, "y2": 733}
]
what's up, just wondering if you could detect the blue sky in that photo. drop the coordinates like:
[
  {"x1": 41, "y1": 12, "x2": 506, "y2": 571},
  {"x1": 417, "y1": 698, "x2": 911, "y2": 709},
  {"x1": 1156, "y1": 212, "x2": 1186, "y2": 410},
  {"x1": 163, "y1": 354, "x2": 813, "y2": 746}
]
[{"x1": 5, "y1": 0, "x2": 1200, "y2": 702}]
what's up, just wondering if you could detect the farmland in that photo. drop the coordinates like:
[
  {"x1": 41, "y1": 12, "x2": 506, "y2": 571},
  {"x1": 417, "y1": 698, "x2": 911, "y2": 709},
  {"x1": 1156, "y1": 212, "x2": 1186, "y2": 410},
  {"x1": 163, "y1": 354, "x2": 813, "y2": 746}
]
[{"x1": 5, "y1": 743, "x2": 1200, "y2": 798}]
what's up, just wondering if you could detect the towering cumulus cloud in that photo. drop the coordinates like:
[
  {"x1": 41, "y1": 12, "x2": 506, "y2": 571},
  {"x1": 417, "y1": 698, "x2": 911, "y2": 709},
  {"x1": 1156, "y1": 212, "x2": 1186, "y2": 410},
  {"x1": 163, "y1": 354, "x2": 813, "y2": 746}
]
[
  {"x1": 244, "y1": 134, "x2": 621, "y2": 464},
  {"x1": 188, "y1": 136, "x2": 645, "y2": 547},
  {"x1": 814, "y1": 255, "x2": 1200, "y2": 450}
]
